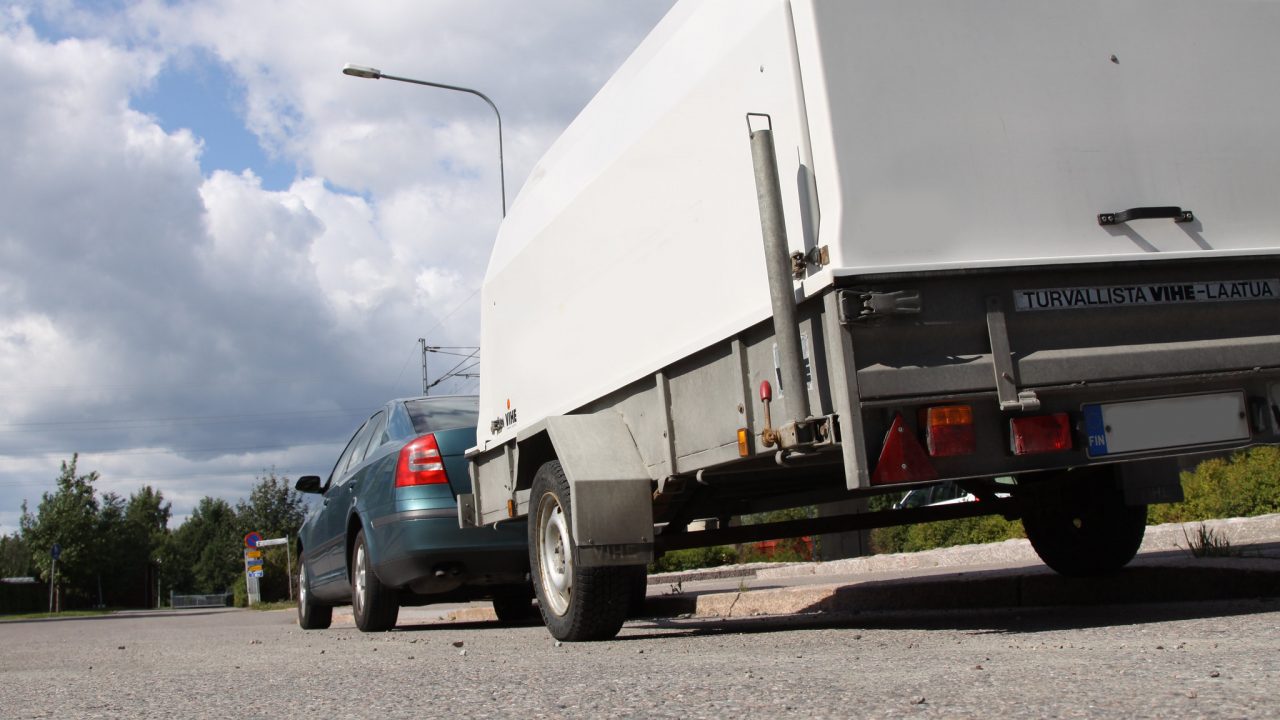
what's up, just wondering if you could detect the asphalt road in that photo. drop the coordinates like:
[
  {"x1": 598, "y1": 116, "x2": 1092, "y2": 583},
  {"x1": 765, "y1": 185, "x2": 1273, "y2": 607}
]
[{"x1": 2, "y1": 599, "x2": 1278, "y2": 719}]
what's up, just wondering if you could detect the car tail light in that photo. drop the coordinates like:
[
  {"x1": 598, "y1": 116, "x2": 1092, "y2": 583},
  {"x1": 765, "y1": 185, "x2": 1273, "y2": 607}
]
[
  {"x1": 923, "y1": 405, "x2": 976, "y2": 457},
  {"x1": 395, "y1": 434, "x2": 449, "y2": 487},
  {"x1": 1010, "y1": 414, "x2": 1073, "y2": 455},
  {"x1": 871, "y1": 413, "x2": 939, "y2": 485}
]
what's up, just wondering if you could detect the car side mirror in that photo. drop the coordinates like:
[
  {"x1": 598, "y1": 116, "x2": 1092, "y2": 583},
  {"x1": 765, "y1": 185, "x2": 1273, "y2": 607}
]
[{"x1": 295, "y1": 475, "x2": 324, "y2": 494}]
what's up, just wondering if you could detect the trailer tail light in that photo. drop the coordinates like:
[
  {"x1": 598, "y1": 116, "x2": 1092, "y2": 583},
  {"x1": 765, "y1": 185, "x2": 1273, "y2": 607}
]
[
  {"x1": 395, "y1": 434, "x2": 449, "y2": 487},
  {"x1": 871, "y1": 413, "x2": 938, "y2": 485},
  {"x1": 923, "y1": 405, "x2": 976, "y2": 457},
  {"x1": 1010, "y1": 414, "x2": 1073, "y2": 455}
]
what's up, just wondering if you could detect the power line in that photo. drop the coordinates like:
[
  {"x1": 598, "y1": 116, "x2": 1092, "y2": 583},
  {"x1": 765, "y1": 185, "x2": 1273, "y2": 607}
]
[
  {"x1": 0, "y1": 468, "x2": 315, "y2": 490},
  {"x1": 0, "y1": 407, "x2": 374, "y2": 432},
  {"x1": 0, "y1": 438, "x2": 347, "y2": 460}
]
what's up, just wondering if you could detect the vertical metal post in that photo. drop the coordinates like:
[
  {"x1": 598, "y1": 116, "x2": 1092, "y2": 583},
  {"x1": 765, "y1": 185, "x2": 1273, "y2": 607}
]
[
  {"x1": 47, "y1": 557, "x2": 56, "y2": 614},
  {"x1": 420, "y1": 338, "x2": 429, "y2": 396},
  {"x1": 749, "y1": 119, "x2": 811, "y2": 422}
]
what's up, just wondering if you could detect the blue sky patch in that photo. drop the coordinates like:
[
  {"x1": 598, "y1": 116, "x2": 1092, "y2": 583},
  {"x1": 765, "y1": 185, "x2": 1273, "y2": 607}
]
[{"x1": 133, "y1": 50, "x2": 296, "y2": 191}]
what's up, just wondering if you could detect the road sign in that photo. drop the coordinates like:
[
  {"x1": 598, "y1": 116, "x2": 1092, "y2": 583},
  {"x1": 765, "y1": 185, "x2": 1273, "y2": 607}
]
[
  {"x1": 256, "y1": 537, "x2": 288, "y2": 547},
  {"x1": 249, "y1": 570, "x2": 264, "y2": 578},
  {"x1": 50, "y1": 543, "x2": 61, "y2": 560},
  {"x1": 245, "y1": 549, "x2": 262, "y2": 559},
  {"x1": 247, "y1": 565, "x2": 263, "y2": 574},
  {"x1": 243, "y1": 532, "x2": 262, "y2": 548}
]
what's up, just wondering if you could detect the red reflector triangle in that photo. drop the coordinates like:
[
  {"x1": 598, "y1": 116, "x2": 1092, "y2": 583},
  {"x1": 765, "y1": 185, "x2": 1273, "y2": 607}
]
[{"x1": 871, "y1": 413, "x2": 939, "y2": 485}]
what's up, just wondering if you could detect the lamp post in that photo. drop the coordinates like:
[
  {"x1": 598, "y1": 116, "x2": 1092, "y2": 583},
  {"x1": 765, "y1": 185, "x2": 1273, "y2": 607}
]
[{"x1": 342, "y1": 63, "x2": 507, "y2": 217}]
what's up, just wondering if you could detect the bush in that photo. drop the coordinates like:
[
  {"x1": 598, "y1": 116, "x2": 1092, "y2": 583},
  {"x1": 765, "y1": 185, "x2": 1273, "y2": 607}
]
[
  {"x1": 1149, "y1": 447, "x2": 1280, "y2": 524},
  {"x1": 871, "y1": 514, "x2": 1024, "y2": 555},
  {"x1": 232, "y1": 575, "x2": 247, "y2": 608},
  {"x1": 651, "y1": 546, "x2": 738, "y2": 573}
]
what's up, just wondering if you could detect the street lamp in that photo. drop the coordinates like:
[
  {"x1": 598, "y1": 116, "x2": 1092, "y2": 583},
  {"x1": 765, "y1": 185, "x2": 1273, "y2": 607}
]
[{"x1": 342, "y1": 63, "x2": 507, "y2": 217}]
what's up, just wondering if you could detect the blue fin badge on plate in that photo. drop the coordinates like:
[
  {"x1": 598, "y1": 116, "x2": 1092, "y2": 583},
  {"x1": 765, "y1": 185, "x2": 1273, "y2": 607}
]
[{"x1": 1083, "y1": 404, "x2": 1108, "y2": 456}]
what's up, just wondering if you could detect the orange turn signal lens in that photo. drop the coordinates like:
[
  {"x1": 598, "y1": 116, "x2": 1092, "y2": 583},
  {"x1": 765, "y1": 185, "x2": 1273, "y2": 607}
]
[
  {"x1": 737, "y1": 428, "x2": 750, "y2": 457},
  {"x1": 924, "y1": 405, "x2": 976, "y2": 457}
]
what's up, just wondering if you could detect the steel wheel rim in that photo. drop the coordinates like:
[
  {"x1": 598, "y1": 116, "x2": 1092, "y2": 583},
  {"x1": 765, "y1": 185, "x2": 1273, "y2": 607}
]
[
  {"x1": 354, "y1": 542, "x2": 367, "y2": 616},
  {"x1": 536, "y1": 493, "x2": 572, "y2": 616},
  {"x1": 299, "y1": 564, "x2": 309, "y2": 609}
]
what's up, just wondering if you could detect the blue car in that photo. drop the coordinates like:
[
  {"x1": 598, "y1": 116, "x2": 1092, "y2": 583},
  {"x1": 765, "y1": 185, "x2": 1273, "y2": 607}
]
[{"x1": 294, "y1": 395, "x2": 531, "y2": 631}]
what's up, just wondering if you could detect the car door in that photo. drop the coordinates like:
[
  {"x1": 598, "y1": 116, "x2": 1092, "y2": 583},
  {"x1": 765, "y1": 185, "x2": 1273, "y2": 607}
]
[
  {"x1": 330, "y1": 411, "x2": 390, "y2": 579},
  {"x1": 309, "y1": 417, "x2": 375, "y2": 595}
]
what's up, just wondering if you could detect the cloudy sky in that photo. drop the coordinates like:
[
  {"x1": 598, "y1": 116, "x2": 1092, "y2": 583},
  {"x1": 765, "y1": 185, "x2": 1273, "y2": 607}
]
[{"x1": 0, "y1": 0, "x2": 675, "y2": 534}]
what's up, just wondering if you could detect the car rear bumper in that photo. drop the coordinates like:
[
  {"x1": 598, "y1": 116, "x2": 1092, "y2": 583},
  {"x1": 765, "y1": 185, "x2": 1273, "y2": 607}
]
[{"x1": 369, "y1": 513, "x2": 528, "y2": 591}]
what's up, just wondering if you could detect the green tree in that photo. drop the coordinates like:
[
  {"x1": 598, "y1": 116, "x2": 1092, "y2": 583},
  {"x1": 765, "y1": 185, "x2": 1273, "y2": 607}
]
[
  {"x1": 0, "y1": 532, "x2": 32, "y2": 578},
  {"x1": 93, "y1": 491, "x2": 127, "y2": 606},
  {"x1": 97, "y1": 486, "x2": 171, "y2": 607},
  {"x1": 236, "y1": 470, "x2": 305, "y2": 601},
  {"x1": 163, "y1": 497, "x2": 240, "y2": 595},
  {"x1": 236, "y1": 469, "x2": 305, "y2": 539},
  {"x1": 20, "y1": 455, "x2": 102, "y2": 607}
]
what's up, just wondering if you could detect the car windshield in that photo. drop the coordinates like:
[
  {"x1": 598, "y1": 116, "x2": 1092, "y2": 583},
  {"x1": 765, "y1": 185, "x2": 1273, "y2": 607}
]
[{"x1": 404, "y1": 396, "x2": 479, "y2": 434}]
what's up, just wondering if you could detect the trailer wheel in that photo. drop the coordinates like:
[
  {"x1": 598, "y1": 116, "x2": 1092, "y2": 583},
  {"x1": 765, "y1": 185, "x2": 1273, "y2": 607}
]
[
  {"x1": 529, "y1": 460, "x2": 633, "y2": 641},
  {"x1": 1021, "y1": 468, "x2": 1147, "y2": 577}
]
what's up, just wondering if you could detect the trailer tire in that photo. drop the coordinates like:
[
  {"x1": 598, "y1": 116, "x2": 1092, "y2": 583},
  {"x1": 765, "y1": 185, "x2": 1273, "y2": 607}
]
[
  {"x1": 1021, "y1": 468, "x2": 1147, "y2": 577},
  {"x1": 529, "y1": 460, "x2": 633, "y2": 641}
]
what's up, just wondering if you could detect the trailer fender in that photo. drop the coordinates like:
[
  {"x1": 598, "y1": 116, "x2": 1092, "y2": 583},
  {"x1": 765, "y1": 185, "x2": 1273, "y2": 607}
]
[{"x1": 540, "y1": 414, "x2": 655, "y2": 567}]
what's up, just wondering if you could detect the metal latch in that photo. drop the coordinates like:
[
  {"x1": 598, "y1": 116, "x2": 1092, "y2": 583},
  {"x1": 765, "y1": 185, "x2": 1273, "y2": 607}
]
[
  {"x1": 986, "y1": 296, "x2": 1040, "y2": 412},
  {"x1": 791, "y1": 246, "x2": 830, "y2": 278},
  {"x1": 838, "y1": 289, "x2": 922, "y2": 323}
]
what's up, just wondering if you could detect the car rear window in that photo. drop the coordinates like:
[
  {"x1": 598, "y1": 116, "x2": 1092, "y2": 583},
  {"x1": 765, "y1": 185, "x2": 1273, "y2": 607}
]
[{"x1": 404, "y1": 396, "x2": 479, "y2": 434}]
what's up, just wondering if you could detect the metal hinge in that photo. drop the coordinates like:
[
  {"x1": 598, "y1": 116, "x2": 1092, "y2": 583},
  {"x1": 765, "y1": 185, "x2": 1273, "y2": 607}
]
[
  {"x1": 791, "y1": 245, "x2": 830, "y2": 278},
  {"x1": 838, "y1": 289, "x2": 922, "y2": 324}
]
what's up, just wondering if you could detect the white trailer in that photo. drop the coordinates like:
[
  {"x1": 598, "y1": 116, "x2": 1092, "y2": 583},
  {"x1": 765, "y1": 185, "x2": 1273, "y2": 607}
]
[{"x1": 463, "y1": 0, "x2": 1280, "y2": 640}]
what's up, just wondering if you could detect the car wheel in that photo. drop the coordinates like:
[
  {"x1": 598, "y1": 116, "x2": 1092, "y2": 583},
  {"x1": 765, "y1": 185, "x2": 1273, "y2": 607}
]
[
  {"x1": 1021, "y1": 468, "x2": 1147, "y2": 577},
  {"x1": 490, "y1": 583, "x2": 537, "y2": 625},
  {"x1": 296, "y1": 554, "x2": 332, "y2": 630},
  {"x1": 351, "y1": 529, "x2": 399, "y2": 632},
  {"x1": 529, "y1": 460, "x2": 635, "y2": 641}
]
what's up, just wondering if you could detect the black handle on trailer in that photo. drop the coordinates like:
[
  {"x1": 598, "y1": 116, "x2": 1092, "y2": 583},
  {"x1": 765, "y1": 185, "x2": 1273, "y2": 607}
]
[{"x1": 1098, "y1": 206, "x2": 1195, "y2": 226}]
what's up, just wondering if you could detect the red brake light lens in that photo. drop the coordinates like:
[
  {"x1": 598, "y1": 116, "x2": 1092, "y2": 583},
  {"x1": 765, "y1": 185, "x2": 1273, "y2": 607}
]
[
  {"x1": 923, "y1": 405, "x2": 976, "y2": 457},
  {"x1": 1010, "y1": 414, "x2": 1073, "y2": 455},
  {"x1": 395, "y1": 434, "x2": 449, "y2": 487}
]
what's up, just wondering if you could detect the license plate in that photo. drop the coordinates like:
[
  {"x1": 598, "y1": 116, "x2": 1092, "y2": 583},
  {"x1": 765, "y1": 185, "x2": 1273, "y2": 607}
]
[{"x1": 1082, "y1": 392, "x2": 1249, "y2": 457}]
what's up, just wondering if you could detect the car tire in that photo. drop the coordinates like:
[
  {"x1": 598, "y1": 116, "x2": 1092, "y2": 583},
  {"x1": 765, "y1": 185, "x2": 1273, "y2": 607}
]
[
  {"x1": 296, "y1": 554, "x2": 332, "y2": 630},
  {"x1": 529, "y1": 460, "x2": 636, "y2": 641},
  {"x1": 490, "y1": 583, "x2": 538, "y2": 625},
  {"x1": 351, "y1": 529, "x2": 399, "y2": 632},
  {"x1": 1021, "y1": 468, "x2": 1147, "y2": 577}
]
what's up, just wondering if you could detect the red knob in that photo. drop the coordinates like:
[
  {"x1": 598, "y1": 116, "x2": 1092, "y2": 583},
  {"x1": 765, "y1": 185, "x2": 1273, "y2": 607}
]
[{"x1": 759, "y1": 380, "x2": 773, "y2": 402}]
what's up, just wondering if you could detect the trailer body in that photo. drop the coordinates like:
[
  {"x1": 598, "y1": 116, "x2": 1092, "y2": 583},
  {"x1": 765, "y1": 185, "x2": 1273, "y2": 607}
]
[{"x1": 463, "y1": 0, "x2": 1280, "y2": 638}]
